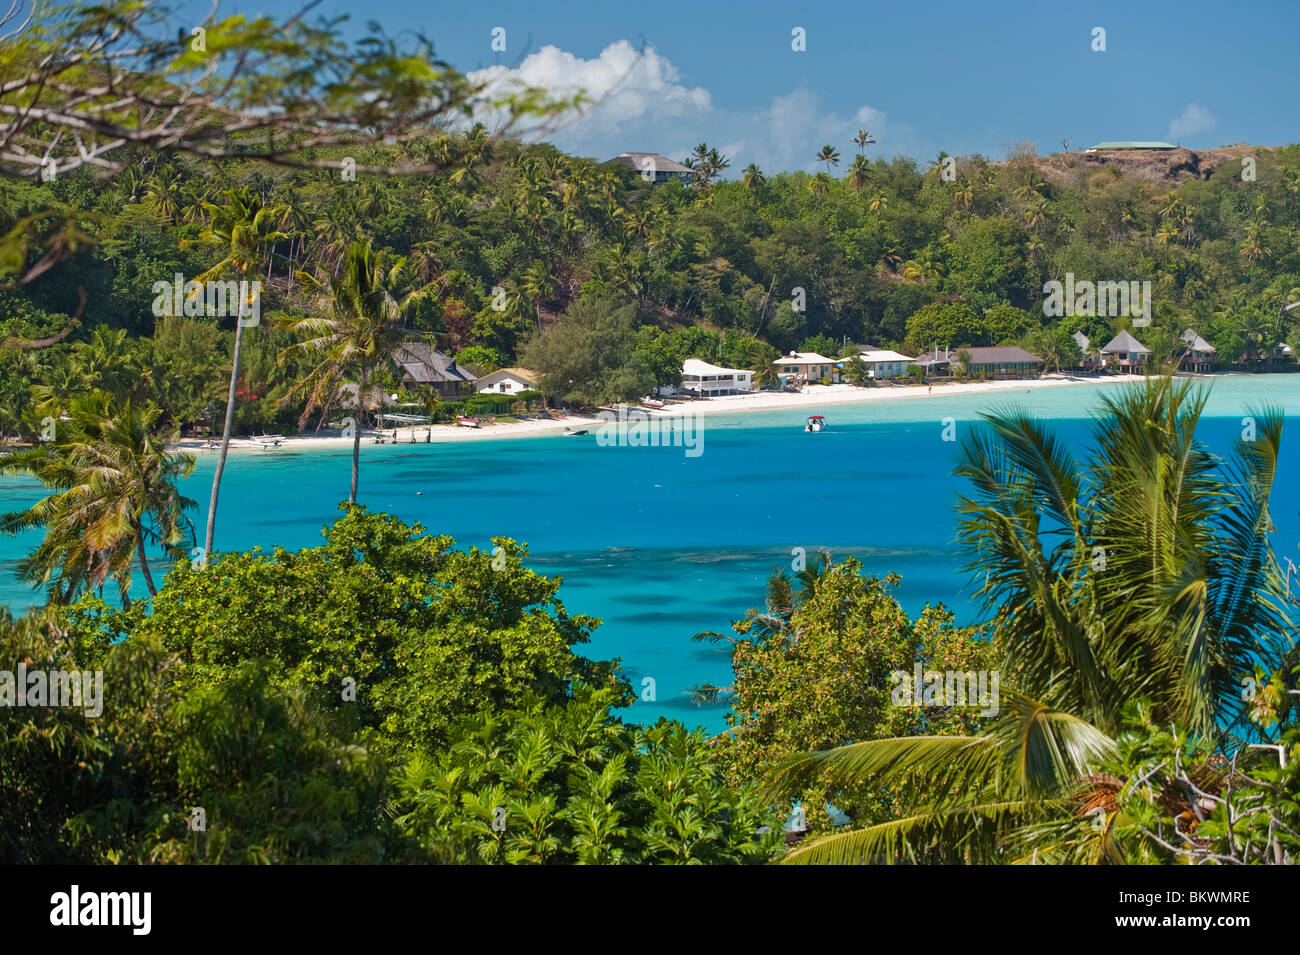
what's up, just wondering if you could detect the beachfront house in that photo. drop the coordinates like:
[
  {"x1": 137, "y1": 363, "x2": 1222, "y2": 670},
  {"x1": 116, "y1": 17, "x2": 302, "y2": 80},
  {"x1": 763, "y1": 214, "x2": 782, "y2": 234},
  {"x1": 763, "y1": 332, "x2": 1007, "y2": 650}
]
[
  {"x1": 1100, "y1": 330, "x2": 1151, "y2": 374},
  {"x1": 1179, "y1": 330, "x2": 1218, "y2": 372},
  {"x1": 911, "y1": 346, "x2": 1043, "y2": 379},
  {"x1": 848, "y1": 348, "x2": 915, "y2": 379},
  {"x1": 476, "y1": 367, "x2": 537, "y2": 396},
  {"x1": 605, "y1": 152, "x2": 694, "y2": 184},
  {"x1": 1073, "y1": 331, "x2": 1104, "y2": 372},
  {"x1": 392, "y1": 341, "x2": 478, "y2": 397},
  {"x1": 773, "y1": 352, "x2": 838, "y2": 388},
  {"x1": 680, "y1": 358, "x2": 754, "y2": 396}
]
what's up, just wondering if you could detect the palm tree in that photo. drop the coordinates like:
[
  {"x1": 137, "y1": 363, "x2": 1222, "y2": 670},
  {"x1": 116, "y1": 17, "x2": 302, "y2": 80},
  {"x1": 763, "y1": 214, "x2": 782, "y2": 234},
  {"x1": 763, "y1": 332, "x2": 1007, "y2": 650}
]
[
  {"x1": 773, "y1": 377, "x2": 1293, "y2": 863},
  {"x1": 954, "y1": 179, "x2": 974, "y2": 210},
  {"x1": 816, "y1": 145, "x2": 841, "y2": 174},
  {"x1": 741, "y1": 163, "x2": 766, "y2": 196},
  {"x1": 194, "y1": 187, "x2": 287, "y2": 562},
  {"x1": 868, "y1": 193, "x2": 889, "y2": 217},
  {"x1": 0, "y1": 392, "x2": 195, "y2": 604},
  {"x1": 807, "y1": 173, "x2": 831, "y2": 199},
  {"x1": 845, "y1": 154, "x2": 871, "y2": 194},
  {"x1": 283, "y1": 241, "x2": 430, "y2": 503},
  {"x1": 852, "y1": 129, "x2": 876, "y2": 153},
  {"x1": 521, "y1": 262, "x2": 555, "y2": 334}
]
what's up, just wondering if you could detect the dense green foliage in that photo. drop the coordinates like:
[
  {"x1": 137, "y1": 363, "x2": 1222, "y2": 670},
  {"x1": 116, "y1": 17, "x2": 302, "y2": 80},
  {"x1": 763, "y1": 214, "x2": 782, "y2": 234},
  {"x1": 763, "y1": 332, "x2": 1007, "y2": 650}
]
[
  {"x1": 0, "y1": 509, "x2": 778, "y2": 864},
  {"x1": 5, "y1": 137, "x2": 1300, "y2": 430}
]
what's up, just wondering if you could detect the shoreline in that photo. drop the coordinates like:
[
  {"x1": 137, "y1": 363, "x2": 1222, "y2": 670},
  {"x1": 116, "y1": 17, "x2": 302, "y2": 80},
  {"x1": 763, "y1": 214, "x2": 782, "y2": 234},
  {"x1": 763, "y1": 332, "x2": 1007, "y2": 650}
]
[{"x1": 171, "y1": 373, "x2": 1154, "y2": 455}]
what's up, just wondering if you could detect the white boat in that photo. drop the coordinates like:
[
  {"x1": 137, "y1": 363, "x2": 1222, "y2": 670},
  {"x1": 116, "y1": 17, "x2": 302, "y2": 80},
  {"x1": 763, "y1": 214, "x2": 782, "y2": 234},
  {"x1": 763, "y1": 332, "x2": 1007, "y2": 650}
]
[
  {"x1": 641, "y1": 398, "x2": 666, "y2": 409},
  {"x1": 457, "y1": 417, "x2": 480, "y2": 429},
  {"x1": 250, "y1": 433, "x2": 284, "y2": 448},
  {"x1": 804, "y1": 415, "x2": 826, "y2": 433}
]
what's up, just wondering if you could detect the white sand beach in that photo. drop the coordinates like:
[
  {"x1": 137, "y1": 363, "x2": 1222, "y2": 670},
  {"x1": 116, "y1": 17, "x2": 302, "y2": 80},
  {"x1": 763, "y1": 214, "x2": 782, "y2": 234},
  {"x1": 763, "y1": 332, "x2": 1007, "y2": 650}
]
[{"x1": 175, "y1": 374, "x2": 1143, "y2": 455}]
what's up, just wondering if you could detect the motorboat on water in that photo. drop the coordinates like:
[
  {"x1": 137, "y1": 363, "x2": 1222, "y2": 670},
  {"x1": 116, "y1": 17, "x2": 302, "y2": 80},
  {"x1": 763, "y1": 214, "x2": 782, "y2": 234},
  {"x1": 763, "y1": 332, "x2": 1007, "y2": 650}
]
[
  {"x1": 804, "y1": 415, "x2": 826, "y2": 433},
  {"x1": 563, "y1": 426, "x2": 590, "y2": 436},
  {"x1": 250, "y1": 433, "x2": 283, "y2": 448}
]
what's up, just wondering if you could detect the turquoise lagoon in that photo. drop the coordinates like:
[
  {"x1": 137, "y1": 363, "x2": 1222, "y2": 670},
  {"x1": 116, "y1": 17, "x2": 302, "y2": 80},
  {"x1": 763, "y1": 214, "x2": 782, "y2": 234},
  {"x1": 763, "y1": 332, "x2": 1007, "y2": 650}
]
[{"x1": 2, "y1": 375, "x2": 1299, "y2": 733}]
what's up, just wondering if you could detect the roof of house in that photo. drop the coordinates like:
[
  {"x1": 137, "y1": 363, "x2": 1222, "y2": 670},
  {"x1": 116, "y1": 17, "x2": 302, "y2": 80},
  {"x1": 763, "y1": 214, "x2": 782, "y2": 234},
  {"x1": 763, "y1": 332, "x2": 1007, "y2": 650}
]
[
  {"x1": 1073, "y1": 330, "x2": 1091, "y2": 352},
  {"x1": 1100, "y1": 330, "x2": 1151, "y2": 355},
  {"x1": 912, "y1": 346, "x2": 1043, "y2": 364},
  {"x1": 682, "y1": 358, "x2": 751, "y2": 377},
  {"x1": 1088, "y1": 141, "x2": 1177, "y2": 150},
  {"x1": 1180, "y1": 329, "x2": 1217, "y2": 353},
  {"x1": 392, "y1": 341, "x2": 478, "y2": 384},
  {"x1": 773, "y1": 351, "x2": 836, "y2": 366},
  {"x1": 854, "y1": 349, "x2": 914, "y2": 363},
  {"x1": 475, "y1": 366, "x2": 537, "y2": 387},
  {"x1": 606, "y1": 152, "x2": 693, "y2": 174}
]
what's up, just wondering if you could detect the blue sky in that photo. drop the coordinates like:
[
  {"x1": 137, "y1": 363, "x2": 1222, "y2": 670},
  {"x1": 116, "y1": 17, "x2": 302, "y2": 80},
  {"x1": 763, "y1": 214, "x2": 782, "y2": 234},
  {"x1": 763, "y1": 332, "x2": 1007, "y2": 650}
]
[{"x1": 213, "y1": 0, "x2": 1298, "y2": 173}]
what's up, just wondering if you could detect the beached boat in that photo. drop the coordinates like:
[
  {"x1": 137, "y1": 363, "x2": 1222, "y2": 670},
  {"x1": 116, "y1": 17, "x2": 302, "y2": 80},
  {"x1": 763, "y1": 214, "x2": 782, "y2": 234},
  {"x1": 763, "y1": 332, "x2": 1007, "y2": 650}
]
[
  {"x1": 804, "y1": 415, "x2": 826, "y2": 433},
  {"x1": 250, "y1": 433, "x2": 283, "y2": 448},
  {"x1": 641, "y1": 398, "x2": 666, "y2": 409},
  {"x1": 457, "y1": 417, "x2": 480, "y2": 429}
]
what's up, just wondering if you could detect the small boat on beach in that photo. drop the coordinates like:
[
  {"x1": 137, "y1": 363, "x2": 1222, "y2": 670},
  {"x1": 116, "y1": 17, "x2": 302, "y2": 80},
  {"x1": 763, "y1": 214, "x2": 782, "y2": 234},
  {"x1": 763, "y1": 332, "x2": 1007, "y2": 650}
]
[
  {"x1": 641, "y1": 398, "x2": 666, "y2": 409},
  {"x1": 804, "y1": 415, "x2": 826, "y2": 433},
  {"x1": 250, "y1": 433, "x2": 283, "y2": 448},
  {"x1": 457, "y1": 417, "x2": 480, "y2": 429}
]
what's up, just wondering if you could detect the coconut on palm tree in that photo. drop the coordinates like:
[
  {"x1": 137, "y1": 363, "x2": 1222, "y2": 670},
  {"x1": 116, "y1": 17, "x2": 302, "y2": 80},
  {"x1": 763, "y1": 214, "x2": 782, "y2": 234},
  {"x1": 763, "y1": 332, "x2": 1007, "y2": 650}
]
[{"x1": 771, "y1": 376, "x2": 1294, "y2": 863}]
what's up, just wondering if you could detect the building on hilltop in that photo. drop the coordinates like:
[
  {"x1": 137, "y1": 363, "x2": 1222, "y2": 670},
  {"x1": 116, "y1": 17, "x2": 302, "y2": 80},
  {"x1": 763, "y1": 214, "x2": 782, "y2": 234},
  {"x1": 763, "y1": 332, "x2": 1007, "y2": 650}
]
[
  {"x1": 1084, "y1": 141, "x2": 1177, "y2": 152},
  {"x1": 605, "y1": 152, "x2": 693, "y2": 184}
]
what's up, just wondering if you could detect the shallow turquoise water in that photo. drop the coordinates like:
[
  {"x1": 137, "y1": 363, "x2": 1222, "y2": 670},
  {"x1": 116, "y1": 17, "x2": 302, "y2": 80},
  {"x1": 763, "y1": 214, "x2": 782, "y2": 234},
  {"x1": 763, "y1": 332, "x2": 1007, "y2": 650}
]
[{"x1": 3, "y1": 374, "x2": 1299, "y2": 732}]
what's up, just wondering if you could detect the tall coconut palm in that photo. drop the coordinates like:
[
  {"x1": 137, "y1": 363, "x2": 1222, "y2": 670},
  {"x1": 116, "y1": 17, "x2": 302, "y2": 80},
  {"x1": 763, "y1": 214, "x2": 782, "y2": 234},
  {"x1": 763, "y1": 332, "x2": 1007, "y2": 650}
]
[
  {"x1": 0, "y1": 392, "x2": 195, "y2": 604},
  {"x1": 194, "y1": 187, "x2": 287, "y2": 563},
  {"x1": 868, "y1": 193, "x2": 889, "y2": 216},
  {"x1": 816, "y1": 145, "x2": 841, "y2": 174},
  {"x1": 772, "y1": 376, "x2": 1294, "y2": 863},
  {"x1": 852, "y1": 129, "x2": 876, "y2": 154},
  {"x1": 283, "y1": 241, "x2": 431, "y2": 503},
  {"x1": 741, "y1": 163, "x2": 766, "y2": 196},
  {"x1": 845, "y1": 154, "x2": 871, "y2": 194}
]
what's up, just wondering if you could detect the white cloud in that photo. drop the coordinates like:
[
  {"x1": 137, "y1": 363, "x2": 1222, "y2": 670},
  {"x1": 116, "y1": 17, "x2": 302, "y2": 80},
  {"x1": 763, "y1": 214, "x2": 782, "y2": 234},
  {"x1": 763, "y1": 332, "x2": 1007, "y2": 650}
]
[
  {"x1": 468, "y1": 40, "x2": 946, "y2": 172},
  {"x1": 468, "y1": 41, "x2": 710, "y2": 145},
  {"x1": 1168, "y1": 103, "x2": 1216, "y2": 140}
]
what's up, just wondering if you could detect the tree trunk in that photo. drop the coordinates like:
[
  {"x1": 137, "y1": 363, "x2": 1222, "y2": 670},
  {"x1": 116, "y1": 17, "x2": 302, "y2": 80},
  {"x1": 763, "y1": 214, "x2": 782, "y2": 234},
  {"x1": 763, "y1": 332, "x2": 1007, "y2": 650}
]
[
  {"x1": 203, "y1": 298, "x2": 248, "y2": 560},
  {"x1": 350, "y1": 363, "x2": 364, "y2": 503},
  {"x1": 135, "y1": 521, "x2": 157, "y2": 597}
]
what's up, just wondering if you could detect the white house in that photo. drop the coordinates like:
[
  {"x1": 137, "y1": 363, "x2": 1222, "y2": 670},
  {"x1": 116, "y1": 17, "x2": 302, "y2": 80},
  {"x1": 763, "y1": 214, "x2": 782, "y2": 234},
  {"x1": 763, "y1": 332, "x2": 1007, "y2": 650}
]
[
  {"x1": 475, "y1": 367, "x2": 537, "y2": 396},
  {"x1": 773, "y1": 351, "x2": 838, "y2": 386},
  {"x1": 680, "y1": 358, "x2": 753, "y2": 396},
  {"x1": 847, "y1": 349, "x2": 914, "y2": 379}
]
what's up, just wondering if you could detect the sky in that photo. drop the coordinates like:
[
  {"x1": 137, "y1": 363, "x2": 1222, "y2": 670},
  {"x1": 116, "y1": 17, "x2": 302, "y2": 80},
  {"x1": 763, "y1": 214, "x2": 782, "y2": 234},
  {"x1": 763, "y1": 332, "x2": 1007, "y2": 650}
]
[{"x1": 200, "y1": 0, "x2": 1299, "y2": 174}]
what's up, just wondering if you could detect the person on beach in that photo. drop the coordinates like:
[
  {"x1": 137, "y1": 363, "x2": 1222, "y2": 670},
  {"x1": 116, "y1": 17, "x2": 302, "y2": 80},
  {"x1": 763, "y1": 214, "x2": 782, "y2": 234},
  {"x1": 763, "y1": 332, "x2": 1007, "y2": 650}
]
[{"x1": 928, "y1": 385, "x2": 932, "y2": 395}]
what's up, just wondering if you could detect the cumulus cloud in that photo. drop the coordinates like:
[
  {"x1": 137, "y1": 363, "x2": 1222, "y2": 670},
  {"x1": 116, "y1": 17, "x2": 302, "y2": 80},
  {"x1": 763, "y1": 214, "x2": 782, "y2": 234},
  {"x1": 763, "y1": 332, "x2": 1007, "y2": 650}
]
[
  {"x1": 1168, "y1": 103, "x2": 1216, "y2": 140},
  {"x1": 468, "y1": 41, "x2": 710, "y2": 145},
  {"x1": 467, "y1": 40, "x2": 942, "y2": 172}
]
